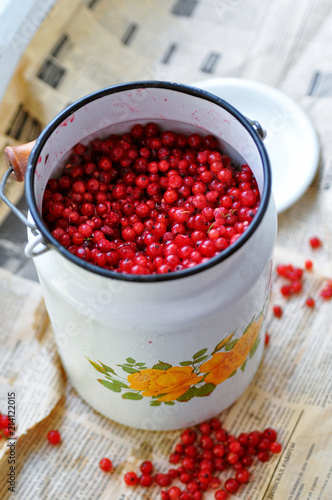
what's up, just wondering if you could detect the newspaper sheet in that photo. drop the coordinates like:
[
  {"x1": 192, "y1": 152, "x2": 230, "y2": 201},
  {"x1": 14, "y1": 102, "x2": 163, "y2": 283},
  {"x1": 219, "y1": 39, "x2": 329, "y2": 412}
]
[{"x1": 0, "y1": 268, "x2": 66, "y2": 462}]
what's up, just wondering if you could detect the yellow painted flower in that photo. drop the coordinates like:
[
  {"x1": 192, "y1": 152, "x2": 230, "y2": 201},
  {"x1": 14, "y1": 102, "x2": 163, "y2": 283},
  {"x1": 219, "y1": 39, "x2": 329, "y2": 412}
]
[
  {"x1": 127, "y1": 366, "x2": 204, "y2": 402},
  {"x1": 200, "y1": 315, "x2": 263, "y2": 385}
]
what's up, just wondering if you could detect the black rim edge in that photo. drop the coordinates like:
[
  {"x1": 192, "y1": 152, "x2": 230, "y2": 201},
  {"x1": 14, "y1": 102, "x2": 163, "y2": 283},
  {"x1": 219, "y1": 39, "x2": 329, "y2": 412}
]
[{"x1": 26, "y1": 80, "x2": 271, "y2": 283}]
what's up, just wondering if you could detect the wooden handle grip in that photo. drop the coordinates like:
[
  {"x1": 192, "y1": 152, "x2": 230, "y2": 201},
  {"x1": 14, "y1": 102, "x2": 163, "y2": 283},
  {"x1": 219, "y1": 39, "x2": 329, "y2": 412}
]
[{"x1": 4, "y1": 140, "x2": 37, "y2": 182}]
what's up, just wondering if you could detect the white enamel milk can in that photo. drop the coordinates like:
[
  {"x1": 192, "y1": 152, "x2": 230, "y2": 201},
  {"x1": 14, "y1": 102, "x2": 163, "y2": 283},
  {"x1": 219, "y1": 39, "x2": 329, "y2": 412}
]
[{"x1": 1, "y1": 82, "x2": 277, "y2": 430}]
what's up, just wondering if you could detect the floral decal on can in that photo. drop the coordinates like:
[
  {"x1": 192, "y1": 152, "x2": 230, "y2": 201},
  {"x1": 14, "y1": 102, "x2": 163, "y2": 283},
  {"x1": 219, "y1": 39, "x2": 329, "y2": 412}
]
[{"x1": 86, "y1": 312, "x2": 264, "y2": 406}]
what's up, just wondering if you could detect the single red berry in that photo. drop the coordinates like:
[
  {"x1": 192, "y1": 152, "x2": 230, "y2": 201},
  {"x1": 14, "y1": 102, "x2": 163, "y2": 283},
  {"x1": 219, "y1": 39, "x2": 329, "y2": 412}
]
[
  {"x1": 241, "y1": 454, "x2": 253, "y2": 467},
  {"x1": 209, "y1": 418, "x2": 221, "y2": 431},
  {"x1": 226, "y1": 452, "x2": 239, "y2": 464},
  {"x1": 124, "y1": 471, "x2": 138, "y2": 486},
  {"x1": 186, "y1": 479, "x2": 200, "y2": 494},
  {"x1": 224, "y1": 478, "x2": 240, "y2": 493},
  {"x1": 236, "y1": 468, "x2": 250, "y2": 484},
  {"x1": 309, "y1": 236, "x2": 321, "y2": 249},
  {"x1": 169, "y1": 452, "x2": 181, "y2": 464},
  {"x1": 179, "y1": 472, "x2": 191, "y2": 484},
  {"x1": 229, "y1": 440, "x2": 243, "y2": 453},
  {"x1": 182, "y1": 456, "x2": 196, "y2": 471},
  {"x1": 305, "y1": 259, "x2": 313, "y2": 270},
  {"x1": 199, "y1": 422, "x2": 212, "y2": 435},
  {"x1": 197, "y1": 470, "x2": 213, "y2": 485},
  {"x1": 155, "y1": 473, "x2": 172, "y2": 487},
  {"x1": 265, "y1": 332, "x2": 270, "y2": 346},
  {"x1": 257, "y1": 451, "x2": 270, "y2": 462},
  {"x1": 247, "y1": 430, "x2": 262, "y2": 446},
  {"x1": 140, "y1": 460, "x2": 154, "y2": 474},
  {"x1": 181, "y1": 429, "x2": 197, "y2": 445},
  {"x1": 47, "y1": 430, "x2": 61, "y2": 445},
  {"x1": 168, "y1": 486, "x2": 182, "y2": 499},
  {"x1": 215, "y1": 490, "x2": 228, "y2": 499},
  {"x1": 270, "y1": 441, "x2": 282, "y2": 454},
  {"x1": 139, "y1": 473, "x2": 154, "y2": 487},
  {"x1": 320, "y1": 282, "x2": 332, "y2": 299},
  {"x1": 99, "y1": 458, "x2": 113, "y2": 472},
  {"x1": 2, "y1": 428, "x2": 11, "y2": 438},
  {"x1": 305, "y1": 297, "x2": 315, "y2": 308},
  {"x1": 184, "y1": 444, "x2": 198, "y2": 457},
  {"x1": 199, "y1": 435, "x2": 214, "y2": 450},
  {"x1": 273, "y1": 305, "x2": 282, "y2": 318},
  {"x1": 263, "y1": 428, "x2": 278, "y2": 442},
  {"x1": 215, "y1": 429, "x2": 228, "y2": 442},
  {"x1": 0, "y1": 415, "x2": 10, "y2": 428}
]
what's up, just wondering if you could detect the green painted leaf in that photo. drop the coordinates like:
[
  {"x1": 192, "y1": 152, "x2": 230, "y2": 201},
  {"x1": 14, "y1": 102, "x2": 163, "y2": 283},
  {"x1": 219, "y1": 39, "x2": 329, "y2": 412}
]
[
  {"x1": 135, "y1": 362, "x2": 146, "y2": 367},
  {"x1": 150, "y1": 401, "x2": 161, "y2": 406},
  {"x1": 193, "y1": 348, "x2": 208, "y2": 360},
  {"x1": 224, "y1": 339, "x2": 239, "y2": 351},
  {"x1": 112, "y1": 380, "x2": 129, "y2": 389},
  {"x1": 176, "y1": 387, "x2": 197, "y2": 402},
  {"x1": 241, "y1": 359, "x2": 247, "y2": 372},
  {"x1": 122, "y1": 392, "x2": 143, "y2": 400},
  {"x1": 152, "y1": 393, "x2": 167, "y2": 399},
  {"x1": 179, "y1": 361, "x2": 193, "y2": 366},
  {"x1": 98, "y1": 379, "x2": 121, "y2": 392},
  {"x1": 249, "y1": 336, "x2": 260, "y2": 358},
  {"x1": 228, "y1": 370, "x2": 237, "y2": 378},
  {"x1": 164, "y1": 401, "x2": 175, "y2": 406},
  {"x1": 243, "y1": 316, "x2": 255, "y2": 334},
  {"x1": 100, "y1": 362, "x2": 116, "y2": 375},
  {"x1": 121, "y1": 366, "x2": 140, "y2": 375},
  {"x1": 213, "y1": 332, "x2": 236, "y2": 352},
  {"x1": 194, "y1": 383, "x2": 216, "y2": 397},
  {"x1": 152, "y1": 361, "x2": 172, "y2": 371},
  {"x1": 87, "y1": 358, "x2": 107, "y2": 374},
  {"x1": 192, "y1": 355, "x2": 208, "y2": 364},
  {"x1": 126, "y1": 357, "x2": 136, "y2": 364}
]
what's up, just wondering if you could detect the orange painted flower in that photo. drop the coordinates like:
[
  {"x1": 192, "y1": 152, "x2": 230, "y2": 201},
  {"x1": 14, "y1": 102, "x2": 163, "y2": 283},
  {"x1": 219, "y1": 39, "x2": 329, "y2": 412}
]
[
  {"x1": 127, "y1": 366, "x2": 204, "y2": 402},
  {"x1": 200, "y1": 315, "x2": 263, "y2": 385}
]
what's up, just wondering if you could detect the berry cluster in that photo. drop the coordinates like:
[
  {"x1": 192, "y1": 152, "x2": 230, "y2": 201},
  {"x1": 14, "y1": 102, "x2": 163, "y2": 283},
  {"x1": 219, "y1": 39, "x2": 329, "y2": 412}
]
[
  {"x1": 123, "y1": 419, "x2": 281, "y2": 499},
  {"x1": 42, "y1": 123, "x2": 260, "y2": 275},
  {"x1": 276, "y1": 263, "x2": 304, "y2": 298},
  {"x1": 0, "y1": 413, "x2": 12, "y2": 439},
  {"x1": 272, "y1": 247, "x2": 331, "y2": 318}
]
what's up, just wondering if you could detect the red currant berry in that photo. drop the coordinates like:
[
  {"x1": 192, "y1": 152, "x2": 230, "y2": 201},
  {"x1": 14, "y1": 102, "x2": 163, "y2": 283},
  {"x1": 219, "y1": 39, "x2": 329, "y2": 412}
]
[
  {"x1": 99, "y1": 458, "x2": 113, "y2": 472},
  {"x1": 140, "y1": 460, "x2": 154, "y2": 474},
  {"x1": 124, "y1": 471, "x2": 138, "y2": 486},
  {"x1": 47, "y1": 430, "x2": 61, "y2": 445},
  {"x1": 235, "y1": 468, "x2": 250, "y2": 484},
  {"x1": 273, "y1": 305, "x2": 283, "y2": 318},
  {"x1": 224, "y1": 478, "x2": 240, "y2": 493},
  {"x1": 168, "y1": 486, "x2": 182, "y2": 499},
  {"x1": 215, "y1": 489, "x2": 228, "y2": 499},
  {"x1": 263, "y1": 428, "x2": 278, "y2": 442},
  {"x1": 139, "y1": 473, "x2": 154, "y2": 487},
  {"x1": 309, "y1": 236, "x2": 321, "y2": 249},
  {"x1": 181, "y1": 429, "x2": 197, "y2": 445},
  {"x1": 270, "y1": 441, "x2": 282, "y2": 453},
  {"x1": 305, "y1": 297, "x2": 315, "y2": 308}
]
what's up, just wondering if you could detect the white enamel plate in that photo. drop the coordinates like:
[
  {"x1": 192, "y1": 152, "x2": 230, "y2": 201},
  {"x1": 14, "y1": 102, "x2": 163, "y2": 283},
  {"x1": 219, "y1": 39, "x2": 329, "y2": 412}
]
[{"x1": 192, "y1": 78, "x2": 320, "y2": 213}]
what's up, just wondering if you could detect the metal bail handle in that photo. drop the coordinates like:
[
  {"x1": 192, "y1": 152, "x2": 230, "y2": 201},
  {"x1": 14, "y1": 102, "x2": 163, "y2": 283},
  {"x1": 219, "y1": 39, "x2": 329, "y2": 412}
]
[
  {"x1": 0, "y1": 167, "x2": 49, "y2": 257},
  {"x1": 24, "y1": 233, "x2": 49, "y2": 258}
]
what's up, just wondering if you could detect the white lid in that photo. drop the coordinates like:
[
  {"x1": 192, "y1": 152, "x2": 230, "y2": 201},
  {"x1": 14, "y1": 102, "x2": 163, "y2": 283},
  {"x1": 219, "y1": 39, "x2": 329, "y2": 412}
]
[{"x1": 192, "y1": 78, "x2": 320, "y2": 213}]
